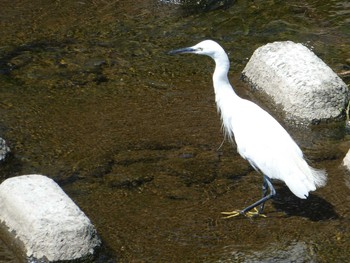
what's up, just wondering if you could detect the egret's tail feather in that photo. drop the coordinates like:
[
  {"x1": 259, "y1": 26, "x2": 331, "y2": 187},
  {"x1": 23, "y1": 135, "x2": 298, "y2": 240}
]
[
  {"x1": 283, "y1": 156, "x2": 327, "y2": 199},
  {"x1": 310, "y1": 166, "x2": 327, "y2": 188}
]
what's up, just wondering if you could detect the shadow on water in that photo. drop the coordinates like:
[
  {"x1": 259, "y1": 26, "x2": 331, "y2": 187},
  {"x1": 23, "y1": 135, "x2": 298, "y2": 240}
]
[
  {"x1": 272, "y1": 185, "x2": 339, "y2": 221},
  {"x1": 0, "y1": 154, "x2": 22, "y2": 181}
]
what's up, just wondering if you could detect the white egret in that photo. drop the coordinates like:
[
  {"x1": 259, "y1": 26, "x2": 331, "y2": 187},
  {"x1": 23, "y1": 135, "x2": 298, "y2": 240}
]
[{"x1": 169, "y1": 40, "x2": 327, "y2": 217}]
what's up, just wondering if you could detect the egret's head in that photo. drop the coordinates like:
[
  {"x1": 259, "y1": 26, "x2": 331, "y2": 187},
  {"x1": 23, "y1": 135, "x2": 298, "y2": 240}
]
[{"x1": 168, "y1": 40, "x2": 225, "y2": 59}]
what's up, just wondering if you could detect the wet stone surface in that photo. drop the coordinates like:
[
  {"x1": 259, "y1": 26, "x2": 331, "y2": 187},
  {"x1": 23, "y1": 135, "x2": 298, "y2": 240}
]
[{"x1": 0, "y1": 0, "x2": 349, "y2": 262}]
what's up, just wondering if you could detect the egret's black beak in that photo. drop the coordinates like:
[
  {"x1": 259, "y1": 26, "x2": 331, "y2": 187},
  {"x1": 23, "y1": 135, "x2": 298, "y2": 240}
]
[{"x1": 168, "y1": 47, "x2": 196, "y2": 55}]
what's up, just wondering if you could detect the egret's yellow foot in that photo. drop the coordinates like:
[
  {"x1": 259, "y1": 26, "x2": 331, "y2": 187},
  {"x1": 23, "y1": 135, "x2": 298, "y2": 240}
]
[
  {"x1": 221, "y1": 210, "x2": 241, "y2": 218},
  {"x1": 221, "y1": 207, "x2": 266, "y2": 219}
]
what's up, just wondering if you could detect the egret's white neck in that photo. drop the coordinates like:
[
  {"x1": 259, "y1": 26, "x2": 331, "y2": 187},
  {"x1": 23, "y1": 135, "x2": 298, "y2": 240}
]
[
  {"x1": 211, "y1": 51, "x2": 240, "y2": 108},
  {"x1": 210, "y1": 50, "x2": 240, "y2": 139},
  {"x1": 213, "y1": 56, "x2": 231, "y2": 91}
]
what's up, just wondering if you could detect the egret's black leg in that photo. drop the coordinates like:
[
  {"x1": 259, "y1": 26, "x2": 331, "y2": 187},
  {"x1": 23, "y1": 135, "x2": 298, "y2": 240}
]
[
  {"x1": 221, "y1": 175, "x2": 276, "y2": 218},
  {"x1": 240, "y1": 175, "x2": 276, "y2": 215},
  {"x1": 259, "y1": 175, "x2": 269, "y2": 213}
]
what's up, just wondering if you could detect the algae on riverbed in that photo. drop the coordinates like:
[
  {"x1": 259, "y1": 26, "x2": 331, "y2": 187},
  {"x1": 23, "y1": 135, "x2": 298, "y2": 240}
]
[{"x1": 0, "y1": 0, "x2": 349, "y2": 261}]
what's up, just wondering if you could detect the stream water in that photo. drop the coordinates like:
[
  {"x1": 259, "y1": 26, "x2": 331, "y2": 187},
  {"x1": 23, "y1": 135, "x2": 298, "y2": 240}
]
[{"x1": 0, "y1": 0, "x2": 349, "y2": 262}]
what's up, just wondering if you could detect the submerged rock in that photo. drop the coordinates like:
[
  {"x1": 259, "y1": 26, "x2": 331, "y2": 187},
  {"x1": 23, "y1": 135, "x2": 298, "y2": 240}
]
[
  {"x1": 0, "y1": 138, "x2": 10, "y2": 162},
  {"x1": 160, "y1": 0, "x2": 235, "y2": 12},
  {"x1": 242, "y1": 41, "x2": 349, "y2": 124},
  {"x1": 0, "y1": 174, "x2": 100, "y2": 262}
]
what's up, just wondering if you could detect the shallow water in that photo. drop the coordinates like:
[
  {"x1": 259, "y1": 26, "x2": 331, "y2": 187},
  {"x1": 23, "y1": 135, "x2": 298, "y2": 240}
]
[{"x1": 0, "y1": 0, "x2": 349, "y2": 262}]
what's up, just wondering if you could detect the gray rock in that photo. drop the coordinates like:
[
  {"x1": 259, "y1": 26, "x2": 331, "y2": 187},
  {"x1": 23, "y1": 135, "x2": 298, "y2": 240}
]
[
  {"x1": 0, "y1": 138, "x2": 10, "y2": 161},
  {"x1": 0, "y1": 174, "x2": 100, "y2": 262},
  {"x1": 242, "y1": 41, "x2": 349, "y2": 123},
  {"x1": 224, "y1": 241, "x2": 316, "y2": 263}
]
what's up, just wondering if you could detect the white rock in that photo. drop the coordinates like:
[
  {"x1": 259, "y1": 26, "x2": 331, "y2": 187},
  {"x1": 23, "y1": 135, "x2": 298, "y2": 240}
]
[
  {"x1": 0, "y1": 174, "x2": 100, "y2": 261},
  {"x1": 0, "y1": 137, "x2": 10, "y2": 161},
  {"x1": 343, "y1": 149, "x2": 350, "y2": 170},
  {"x1": 344, "y1": 150, "x2": 350, "y2": 191},
  {"x1": 242, "y1": 41, "x2": 349, "y2": 123}
]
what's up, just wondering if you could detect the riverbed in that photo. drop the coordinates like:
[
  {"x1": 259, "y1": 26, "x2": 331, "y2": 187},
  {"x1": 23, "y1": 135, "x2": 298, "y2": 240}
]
[{"x1": 0, "y1": 0, "x2": 349, "y2": 261}]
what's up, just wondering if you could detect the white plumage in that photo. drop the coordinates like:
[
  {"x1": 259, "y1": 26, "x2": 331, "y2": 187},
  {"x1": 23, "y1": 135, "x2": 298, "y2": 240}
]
[{"x1": 169, "y1": 40, "x2": 327, "y2": 216}]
